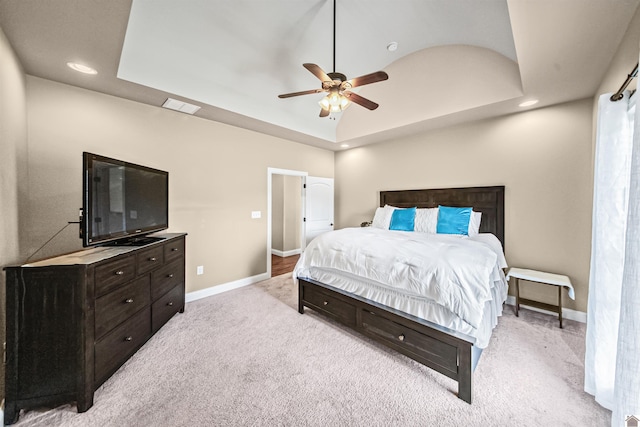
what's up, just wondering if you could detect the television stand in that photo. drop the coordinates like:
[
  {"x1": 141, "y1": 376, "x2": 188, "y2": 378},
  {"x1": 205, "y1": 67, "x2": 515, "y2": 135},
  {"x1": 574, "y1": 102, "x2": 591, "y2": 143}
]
[{"x1": 4, "y1": 233, "x2": 187, "y2": 425}]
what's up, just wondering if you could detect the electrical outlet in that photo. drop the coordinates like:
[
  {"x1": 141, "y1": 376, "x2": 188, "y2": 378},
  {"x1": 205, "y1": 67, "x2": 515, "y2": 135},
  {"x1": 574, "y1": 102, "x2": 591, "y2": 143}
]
[
  {"x1": 251, "y1": 211, "x2": 261, "y2": 219},
  {"x1": 197, "y1": 266, "x2": 204, "y2": 275}
]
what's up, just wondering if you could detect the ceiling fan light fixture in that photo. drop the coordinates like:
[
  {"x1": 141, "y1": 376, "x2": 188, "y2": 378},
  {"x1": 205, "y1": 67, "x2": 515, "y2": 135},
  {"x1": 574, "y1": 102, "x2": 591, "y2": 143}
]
[
  {"x1": 319, "y1": 97, "x2": 329, "y2": 110},
  {"x1": 319, "y1": 90, "x2": 351, "y2": 112},
  {"x1": 339, "y1": 94, "x2": 350, "y2": 109}
]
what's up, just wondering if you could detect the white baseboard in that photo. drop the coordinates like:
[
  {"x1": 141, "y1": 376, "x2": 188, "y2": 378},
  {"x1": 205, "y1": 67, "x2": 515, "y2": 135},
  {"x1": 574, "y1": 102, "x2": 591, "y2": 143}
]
[
  {"x1": 271, "y1": 248, "x2": 301, "y2": 257},
  {"x1": 185, "y1": 272, "x2": 269, "y2": 303},
  {"x1": 505, "y1": 296, "x2": 586, "y2": 323}
]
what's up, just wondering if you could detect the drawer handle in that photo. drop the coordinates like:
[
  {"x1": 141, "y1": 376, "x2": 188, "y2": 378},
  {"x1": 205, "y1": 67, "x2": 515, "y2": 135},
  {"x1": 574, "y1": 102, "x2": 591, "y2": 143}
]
[
  {"x1": 115, "y1": 270, "x2": 125, "y2": 276},
  {"x1": 125, "y1": 298, "x2": 134, "y2": 304},
  {"x1": 398, "y1": 334, "x2": 405, "y2": 342},
  {"x1": 167, "y1": 273, "x2": 174, "y2": 278},
  {"x1": 323, "y1": 301, "x2": 328, "y2": 306},
  {"x1": 171, "y1": 248, "x2": 178, "y2": 252},
  {"x1": 124, "y1": 336, "x2": 133, "y2": 342},
  {"x1": 167, "y1": 301, "x2": 174, "y2": 307},
  {"x1": 149, "y1": 257, "x2": 157, "y2": 262}
]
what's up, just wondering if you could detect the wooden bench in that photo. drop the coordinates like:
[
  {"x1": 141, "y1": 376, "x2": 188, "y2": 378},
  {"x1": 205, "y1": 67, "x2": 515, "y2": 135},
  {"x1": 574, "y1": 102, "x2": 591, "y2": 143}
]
[{"x1": 505, "y1": 268, "x2": 575, "y2": 328}]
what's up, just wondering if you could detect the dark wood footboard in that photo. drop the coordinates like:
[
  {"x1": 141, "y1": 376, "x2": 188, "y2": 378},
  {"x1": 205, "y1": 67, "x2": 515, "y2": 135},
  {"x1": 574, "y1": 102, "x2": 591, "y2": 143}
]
[{"x1": 298, "y1": 277, "x2": 474, "y2": 403}]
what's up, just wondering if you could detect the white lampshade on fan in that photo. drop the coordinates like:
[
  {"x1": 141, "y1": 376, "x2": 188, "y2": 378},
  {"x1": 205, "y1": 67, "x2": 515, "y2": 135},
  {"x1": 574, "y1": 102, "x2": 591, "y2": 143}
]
[{"x1": 319, "y1": 90, "x2": 351, "y2": 113}]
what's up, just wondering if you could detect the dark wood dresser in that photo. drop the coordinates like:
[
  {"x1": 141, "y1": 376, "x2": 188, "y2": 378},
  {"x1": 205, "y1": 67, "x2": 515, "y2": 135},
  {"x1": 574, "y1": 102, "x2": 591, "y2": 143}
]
[{"x1": 3, "y1": 233, "x2": 187, "y2": 425}]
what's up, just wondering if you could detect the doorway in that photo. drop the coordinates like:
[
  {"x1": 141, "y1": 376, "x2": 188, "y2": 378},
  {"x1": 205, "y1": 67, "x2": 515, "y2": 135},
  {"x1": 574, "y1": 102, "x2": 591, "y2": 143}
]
[
  {"x1": 267, "y1": 168, "x2": 335, "y2": 278},
  {"x1": 267, "y1": 168, "x2": 307, "y2": 278}
]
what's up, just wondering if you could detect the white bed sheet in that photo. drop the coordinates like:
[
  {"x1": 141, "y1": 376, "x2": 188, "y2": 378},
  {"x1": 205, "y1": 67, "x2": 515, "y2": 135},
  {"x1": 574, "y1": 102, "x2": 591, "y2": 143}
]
[{"x1": 293, "y1": 228, "x2": 508, "y2": 348}]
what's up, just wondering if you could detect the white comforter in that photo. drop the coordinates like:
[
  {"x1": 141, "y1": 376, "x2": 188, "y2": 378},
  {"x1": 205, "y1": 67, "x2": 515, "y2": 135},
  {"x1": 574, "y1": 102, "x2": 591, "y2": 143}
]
[{"x1": 294, "y1": 227, "x2": 507, "y2": 331}]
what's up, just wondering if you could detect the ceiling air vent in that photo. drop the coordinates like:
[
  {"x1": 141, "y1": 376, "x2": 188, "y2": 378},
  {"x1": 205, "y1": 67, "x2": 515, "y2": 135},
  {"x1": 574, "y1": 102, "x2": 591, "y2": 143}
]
[{"x1": 162, "y1": 98, "x2": 201, "y2": 115}]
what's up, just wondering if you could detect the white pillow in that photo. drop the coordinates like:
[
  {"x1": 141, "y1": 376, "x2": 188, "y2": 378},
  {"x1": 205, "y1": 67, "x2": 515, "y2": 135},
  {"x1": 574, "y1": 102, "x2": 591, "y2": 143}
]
[
  {"x1": 371, "y1": 205, "x2": 396, "y2": 229},
  {"x1": 468, "y1": 211, "x2": 482, "y2": 237},
  {"x1": 414, "y1": 207, "x2": 439, "y2": 233}
]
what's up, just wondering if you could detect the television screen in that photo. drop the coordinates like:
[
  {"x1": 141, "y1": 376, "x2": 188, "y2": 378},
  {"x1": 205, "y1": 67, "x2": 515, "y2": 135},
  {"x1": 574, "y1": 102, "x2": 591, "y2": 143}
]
[{"x1": 82, "y1": 152, "x2": 168, "y2": 246}]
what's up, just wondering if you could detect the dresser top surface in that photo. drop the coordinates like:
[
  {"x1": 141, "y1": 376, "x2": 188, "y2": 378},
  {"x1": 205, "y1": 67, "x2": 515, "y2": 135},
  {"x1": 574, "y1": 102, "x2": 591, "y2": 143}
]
[{"x1": 21, "y1": 233, "x2": 186, "y2": 267}]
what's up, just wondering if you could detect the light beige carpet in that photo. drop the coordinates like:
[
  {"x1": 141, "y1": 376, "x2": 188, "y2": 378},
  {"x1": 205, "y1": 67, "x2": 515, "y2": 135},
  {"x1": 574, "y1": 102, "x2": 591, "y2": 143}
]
[{"x1": 13, "y1": 273, "x2": 610, "y2": 426}]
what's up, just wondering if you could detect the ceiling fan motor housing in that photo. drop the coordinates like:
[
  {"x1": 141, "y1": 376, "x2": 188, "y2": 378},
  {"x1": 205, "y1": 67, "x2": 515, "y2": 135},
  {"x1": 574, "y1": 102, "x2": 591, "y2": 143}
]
[{"x1": 327, "y1": 72, "x2": 347, "y2": 82}]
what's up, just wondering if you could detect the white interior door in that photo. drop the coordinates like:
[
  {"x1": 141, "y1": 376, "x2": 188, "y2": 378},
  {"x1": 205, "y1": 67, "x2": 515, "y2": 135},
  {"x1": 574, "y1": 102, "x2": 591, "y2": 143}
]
[{"x1": 304, "y1": 176, "x2": 334, "y2": 247}]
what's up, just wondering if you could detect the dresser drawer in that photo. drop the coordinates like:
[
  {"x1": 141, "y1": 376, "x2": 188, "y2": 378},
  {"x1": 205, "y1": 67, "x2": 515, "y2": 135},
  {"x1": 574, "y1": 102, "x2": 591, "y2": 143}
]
[
  {"x1": 361, "y1": 310, "x2": 457, "y2": 372},
  {"x1": 152, "y1": 284, "x2": 184, "y2": 333},
  {"x1": 151, "y1": 259, "x2": 184, "y2": 300},
  {"x1": 94, "y1": 308, "x2": 150, "y2": 385},
  {"x1": 95, "y1": 256, "x2": 136, "y2": 297},
  {"x1": 95, "y1": 276, "x2": 151, "y2": 339},
  {"x1": 163, "y1": 238, "x2": 185, "y2": 264},
  {"x1": 303, "y1": 285, "x2": 356, "y2": 326},
  {"x1": 136, "y1": 246, "x2": 164, "y2": 275}
]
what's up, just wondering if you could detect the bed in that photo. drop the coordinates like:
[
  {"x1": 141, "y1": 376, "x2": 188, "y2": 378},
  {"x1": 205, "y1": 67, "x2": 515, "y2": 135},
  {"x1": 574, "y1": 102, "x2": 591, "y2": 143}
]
[{"x1": 294, "y1": 186, "x2": 506, "y2": 403}]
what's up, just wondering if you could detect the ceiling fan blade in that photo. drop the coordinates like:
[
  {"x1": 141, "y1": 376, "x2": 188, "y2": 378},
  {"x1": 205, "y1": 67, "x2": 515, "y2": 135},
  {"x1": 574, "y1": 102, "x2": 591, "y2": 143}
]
[
  {"x1": 278, "y1": 88, "x2": 324, "y2": 99},
  {"x1": 319, "y1": 108, "x2": 330, "y2": 118},
  {"x1": 303, "y1": 63, "x2": 332, "y2": 83},
  {"x1": 343, "y1": 91, "x2": 379, "y2": 110},
  {"x1": 345, "y1": 71, "x2": 389, "y2": 89}
]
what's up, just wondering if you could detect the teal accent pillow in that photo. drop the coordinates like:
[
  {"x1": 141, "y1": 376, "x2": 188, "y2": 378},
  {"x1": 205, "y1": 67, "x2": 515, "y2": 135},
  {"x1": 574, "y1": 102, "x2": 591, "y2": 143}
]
[
  {"x1": 437, "y1": 206, "x2": 472, "y2": 235},
  {"x1": 389, "y1": 207, "x2": 416, "y2": 231}
]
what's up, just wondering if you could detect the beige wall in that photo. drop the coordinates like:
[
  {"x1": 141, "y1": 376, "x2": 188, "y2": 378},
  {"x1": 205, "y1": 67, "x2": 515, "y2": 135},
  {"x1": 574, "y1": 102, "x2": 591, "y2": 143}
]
[
  {"x1": 283, "y1": 175, "x2": 302, "y2": 252},
  {"x1": 271, "y1": 175, "x2": 302, "y2": 254},
  {"x1": 24, "y1": 77, "x2": 334, "y2": 293},
  {"x1": 0, "y1": 26, "x2": 28, "y2": 404},
  {"x1": 335, "y1": 99, "x2": 594, "y2": 313},
  {"x1": 0, "y1": 28, "x2": 27, "y2": 265},
  {"x1": 271, "y1": 174, "x2": 284, "y2": 252}
]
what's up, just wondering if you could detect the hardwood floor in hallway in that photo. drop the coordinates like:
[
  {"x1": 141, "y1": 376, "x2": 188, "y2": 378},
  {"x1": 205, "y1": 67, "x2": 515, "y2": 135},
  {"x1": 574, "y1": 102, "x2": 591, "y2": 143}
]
[{"x1": 271, "y1": 254, "x2": 300, "y2": 276}]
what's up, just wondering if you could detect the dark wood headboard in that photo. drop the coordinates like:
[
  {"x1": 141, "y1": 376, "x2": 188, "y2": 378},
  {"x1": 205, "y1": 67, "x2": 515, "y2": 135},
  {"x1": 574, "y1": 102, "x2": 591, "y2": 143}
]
[{"x1": 380, "y1": 186, "x2": 505, "y2": 248}]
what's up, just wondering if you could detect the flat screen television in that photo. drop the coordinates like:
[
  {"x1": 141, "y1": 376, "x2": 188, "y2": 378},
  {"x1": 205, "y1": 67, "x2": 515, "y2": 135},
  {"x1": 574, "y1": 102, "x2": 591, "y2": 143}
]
[{"x1": 82, "y1": 152, "x2": 169, "y2": 247}]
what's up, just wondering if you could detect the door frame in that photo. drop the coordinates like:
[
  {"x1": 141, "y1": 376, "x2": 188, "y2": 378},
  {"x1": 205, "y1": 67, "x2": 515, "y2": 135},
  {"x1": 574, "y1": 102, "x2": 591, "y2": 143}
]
[{"x1": 267, "y1": 167, "x2": 307, "y2": 278}]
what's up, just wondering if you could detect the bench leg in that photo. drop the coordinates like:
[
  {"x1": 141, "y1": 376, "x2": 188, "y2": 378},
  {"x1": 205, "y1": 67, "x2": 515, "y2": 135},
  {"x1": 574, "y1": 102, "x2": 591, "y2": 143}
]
[
  {"x1": 558, "y1": 286, "x2": 563, "y2": 328},
  {"x1": 515, "y1": 278, "x2": 520, "y2": 317}
]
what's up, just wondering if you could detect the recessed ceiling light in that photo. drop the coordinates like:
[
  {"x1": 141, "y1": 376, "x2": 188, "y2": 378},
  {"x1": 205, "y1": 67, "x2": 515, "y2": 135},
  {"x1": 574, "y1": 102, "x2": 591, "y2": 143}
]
[
  {"x1": 66, "y1": 62, "x2": 98, "y2": 75},
  {"x1": 341, "y1": 144, "x2": 349, "y2": 148},
  {"x1": 387, "y1": 42, "x2": 398, "y2": 52},
  {"x1": 519, "y1": 99, "x2": 539, "y2": 107}
]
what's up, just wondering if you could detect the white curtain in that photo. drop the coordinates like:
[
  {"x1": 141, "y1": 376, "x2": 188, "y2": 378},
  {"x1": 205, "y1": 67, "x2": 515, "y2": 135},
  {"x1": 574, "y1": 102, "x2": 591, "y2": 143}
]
[
  {"x1": 585, "y1": 88, "x2": 640, "y2": 425},
  {"x1": 612, "y1": 90, "x2": 640, "y2": 425}
]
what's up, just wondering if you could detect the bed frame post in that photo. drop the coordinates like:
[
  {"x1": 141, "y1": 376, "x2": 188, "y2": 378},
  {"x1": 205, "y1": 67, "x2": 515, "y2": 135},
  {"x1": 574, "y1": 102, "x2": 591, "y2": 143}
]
[
  {"x1": 458, "y1": 344, "x2": 473, "y2": 404},
  {"x1": 298, "y1": 280, "x2": 304, "y2": 314}
]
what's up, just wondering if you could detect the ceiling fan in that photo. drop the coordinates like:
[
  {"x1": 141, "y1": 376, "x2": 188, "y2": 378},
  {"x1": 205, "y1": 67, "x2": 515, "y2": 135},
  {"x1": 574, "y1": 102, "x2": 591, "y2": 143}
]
[{"x1": 278, "y1": 0, "x2": 389, "y2": 118}]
